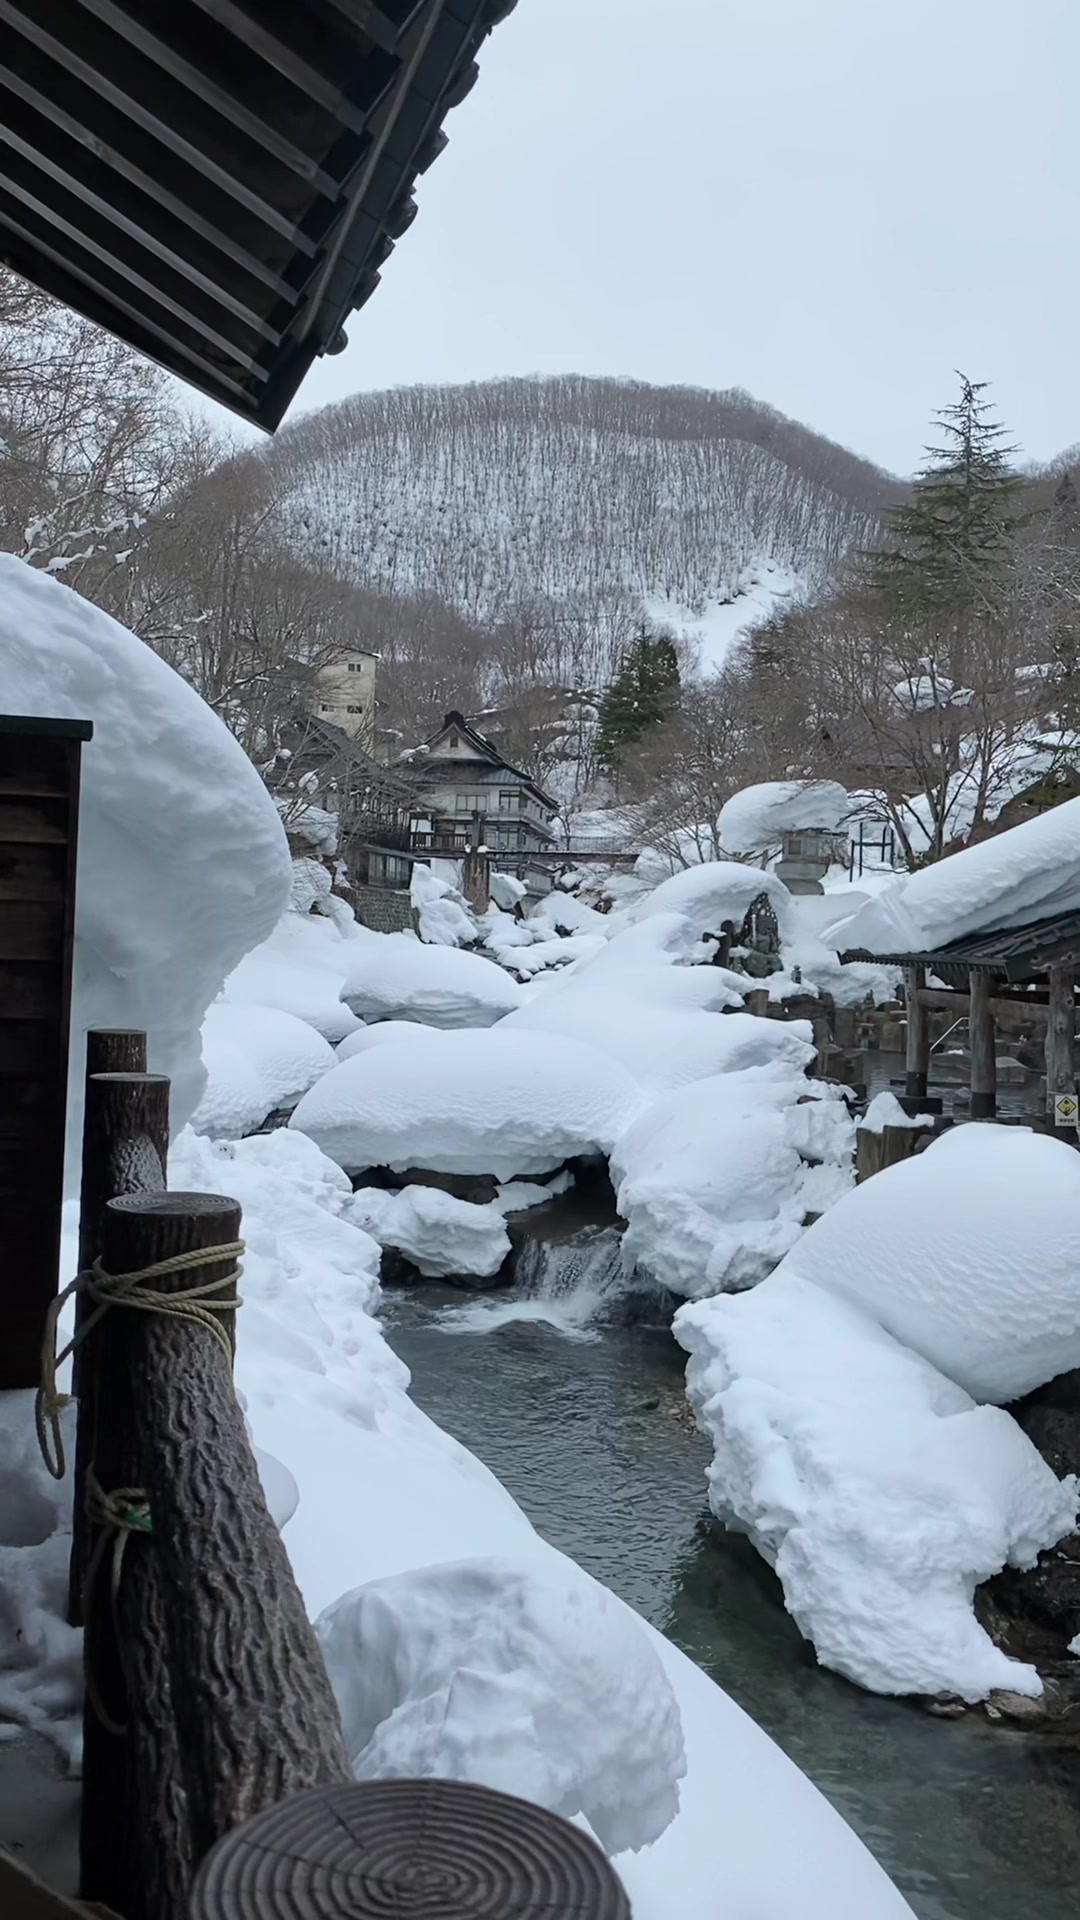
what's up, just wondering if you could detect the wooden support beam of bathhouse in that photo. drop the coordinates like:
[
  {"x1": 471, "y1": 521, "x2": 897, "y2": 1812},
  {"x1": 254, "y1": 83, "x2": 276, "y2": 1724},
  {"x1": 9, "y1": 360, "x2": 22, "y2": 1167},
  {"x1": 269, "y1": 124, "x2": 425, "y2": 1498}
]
[
  {"x1": 968, "y1": 970, "x2": 996, "y2": 1120},
  {"x1": 904, "y1": 965, "x2": 929, "y2": 1101},
  {"x1": 0, "y1": 714, "x2": 92, "y2": 1388},
  {"x1": 1045, "y1": 965, "x2": 1077, "y2": 1123}
]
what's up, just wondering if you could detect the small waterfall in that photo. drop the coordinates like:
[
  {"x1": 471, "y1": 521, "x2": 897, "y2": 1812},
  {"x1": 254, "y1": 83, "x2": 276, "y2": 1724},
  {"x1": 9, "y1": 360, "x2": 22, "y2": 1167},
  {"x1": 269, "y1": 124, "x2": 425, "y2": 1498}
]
[{"x1": 438, "y1": 1226, "x2": 633, "y2": 1339}]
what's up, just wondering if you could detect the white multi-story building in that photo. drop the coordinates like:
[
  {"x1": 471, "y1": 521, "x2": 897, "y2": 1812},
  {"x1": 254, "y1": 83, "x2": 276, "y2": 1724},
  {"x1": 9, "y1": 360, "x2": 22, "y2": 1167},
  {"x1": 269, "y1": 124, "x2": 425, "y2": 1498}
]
[{"x1": 315, "y1": 649, "x2": 376, "y2": 749}]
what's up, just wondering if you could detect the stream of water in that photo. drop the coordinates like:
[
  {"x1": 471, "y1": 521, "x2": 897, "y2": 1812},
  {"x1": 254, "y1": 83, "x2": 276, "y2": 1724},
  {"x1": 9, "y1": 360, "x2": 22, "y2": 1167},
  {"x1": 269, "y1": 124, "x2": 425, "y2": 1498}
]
[{"x1": 382, "y1": 1234, "x2": 1080, "y2": 1920}]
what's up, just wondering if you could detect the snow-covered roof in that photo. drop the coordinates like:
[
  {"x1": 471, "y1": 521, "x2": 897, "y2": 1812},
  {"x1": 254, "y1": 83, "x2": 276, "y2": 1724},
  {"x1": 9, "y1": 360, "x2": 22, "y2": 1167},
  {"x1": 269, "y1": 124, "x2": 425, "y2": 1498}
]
[{"x1": 825, "y1": 794, "x2": 1080, "y2": 958}]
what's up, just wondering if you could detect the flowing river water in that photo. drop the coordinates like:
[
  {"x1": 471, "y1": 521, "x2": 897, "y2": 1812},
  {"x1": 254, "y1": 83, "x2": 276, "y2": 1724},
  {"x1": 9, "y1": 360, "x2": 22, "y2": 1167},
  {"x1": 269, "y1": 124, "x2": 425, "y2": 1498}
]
[{"x1": 381, "y1": 1225, "x2": 1080, "y2": 1920}]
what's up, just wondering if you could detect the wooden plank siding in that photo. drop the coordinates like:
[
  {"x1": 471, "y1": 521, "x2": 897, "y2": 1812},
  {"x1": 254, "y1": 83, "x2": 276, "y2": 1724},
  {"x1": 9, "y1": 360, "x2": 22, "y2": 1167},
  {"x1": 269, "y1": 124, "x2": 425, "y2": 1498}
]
[{"x1": 0, "y1": 716, "x2": 91, "y2": 1388}]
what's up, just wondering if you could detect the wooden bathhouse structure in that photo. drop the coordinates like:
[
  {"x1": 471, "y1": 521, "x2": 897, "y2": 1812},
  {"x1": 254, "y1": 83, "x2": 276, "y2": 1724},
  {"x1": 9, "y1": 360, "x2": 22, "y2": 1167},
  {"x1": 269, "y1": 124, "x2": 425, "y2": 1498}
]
[
  {"x1": 0, "y1": 6, "x2": 636, "y2": 1917},
  {"x1": 844, "y1": 913, "x2": 1080, "y2": 1128}
]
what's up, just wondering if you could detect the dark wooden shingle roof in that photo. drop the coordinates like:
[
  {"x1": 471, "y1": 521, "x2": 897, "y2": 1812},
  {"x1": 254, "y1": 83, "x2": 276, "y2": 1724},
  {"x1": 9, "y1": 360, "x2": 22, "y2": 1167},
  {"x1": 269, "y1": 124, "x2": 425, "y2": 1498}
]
[
  {"x1": 844, "y1": 907, "x2": 1080, "y2": 986},
  {"x1": 0, "y1": 1, "x2": 517, "y2": 429}
]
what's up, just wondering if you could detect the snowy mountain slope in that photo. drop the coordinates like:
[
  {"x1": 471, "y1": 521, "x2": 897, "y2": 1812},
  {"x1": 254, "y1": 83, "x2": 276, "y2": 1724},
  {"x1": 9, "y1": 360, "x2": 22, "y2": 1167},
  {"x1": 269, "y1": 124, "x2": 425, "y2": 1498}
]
[{"x1": 269, "y1": 377, "x2": 894, "y2": 652}]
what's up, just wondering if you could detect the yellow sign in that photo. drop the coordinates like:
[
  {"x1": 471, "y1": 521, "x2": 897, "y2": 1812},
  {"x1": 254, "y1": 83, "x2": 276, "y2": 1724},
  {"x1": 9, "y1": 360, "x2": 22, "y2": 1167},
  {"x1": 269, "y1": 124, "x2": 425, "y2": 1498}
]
[{"x1": 1054, "y1": 1092, "x2": 1079, "y2": 1125}]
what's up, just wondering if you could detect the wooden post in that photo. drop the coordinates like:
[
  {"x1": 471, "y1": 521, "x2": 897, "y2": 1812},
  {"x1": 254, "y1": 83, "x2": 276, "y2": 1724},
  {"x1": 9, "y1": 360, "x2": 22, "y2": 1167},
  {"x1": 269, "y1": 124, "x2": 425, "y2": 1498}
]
[
  {"x1": 69, "y1": 1063, "x2": 168, "y2": 1627},
  {"x1": 968, "y1": 971, "x2": 997, "y2": 1121},
  {"x1": 77, "y1": 1107, "x2": 181, "y2": 1920},
  {"x1": 744, "y1": 988, "x2": 769, "y2": 1017},
  {"x1": 904, "y1": 965, "x2": 929, "y2": 1100},
  {"x1": 1045, "y1": 966, "x2": 1076, "y2": 1123},
  {"x1": 189, "y1": 1780, "x2": 632, "y2": 1920},
  {"x1": 103, "y1": 1192, "x2": 349, "y2": 1894},
  {"x1": 0, "y1": 714, "x2": 92, "y2": 1389},
  {"x1": 857, "y1": 1122, "x2": 935, "y2": 1182}
]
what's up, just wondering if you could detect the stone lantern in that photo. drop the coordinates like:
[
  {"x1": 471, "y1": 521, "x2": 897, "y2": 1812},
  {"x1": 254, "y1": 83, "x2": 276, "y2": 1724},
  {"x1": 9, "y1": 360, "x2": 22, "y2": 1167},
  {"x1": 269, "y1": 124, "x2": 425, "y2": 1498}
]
[{"x1": 774, "y1": 827, "x2": 846, "y2": 896}]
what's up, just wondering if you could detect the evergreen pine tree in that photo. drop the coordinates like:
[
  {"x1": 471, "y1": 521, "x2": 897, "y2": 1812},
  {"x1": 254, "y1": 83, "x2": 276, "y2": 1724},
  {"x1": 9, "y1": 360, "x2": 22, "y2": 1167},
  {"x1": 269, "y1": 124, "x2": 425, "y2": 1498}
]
[
  {"x1": 866, "y1": 375, "x2": 1022, "y2": 668},
  {"x1": 596, "y1": 622, "x2": 680, "y2": 768}
]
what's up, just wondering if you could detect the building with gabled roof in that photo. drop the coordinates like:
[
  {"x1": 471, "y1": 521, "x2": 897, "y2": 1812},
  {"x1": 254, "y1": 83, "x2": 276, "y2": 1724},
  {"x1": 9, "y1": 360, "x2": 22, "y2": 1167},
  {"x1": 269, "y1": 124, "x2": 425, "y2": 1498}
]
[{"x1": 403, "y1": 710, "x2": 559, "y2": 861}]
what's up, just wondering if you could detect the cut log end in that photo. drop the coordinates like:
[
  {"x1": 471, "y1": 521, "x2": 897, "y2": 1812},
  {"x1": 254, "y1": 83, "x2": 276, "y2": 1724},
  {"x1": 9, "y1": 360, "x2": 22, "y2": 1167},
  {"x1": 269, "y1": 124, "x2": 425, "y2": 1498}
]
[{"x1": 189, "y1": 1780, "x2": 632, "y2": 1920}]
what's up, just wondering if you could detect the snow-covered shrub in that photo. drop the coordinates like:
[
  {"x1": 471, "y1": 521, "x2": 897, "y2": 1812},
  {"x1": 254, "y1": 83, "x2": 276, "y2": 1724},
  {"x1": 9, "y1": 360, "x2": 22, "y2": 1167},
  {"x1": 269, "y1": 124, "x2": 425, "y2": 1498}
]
[{"x1": 410, "y1": 862, "x2": 479, "y2": 947}]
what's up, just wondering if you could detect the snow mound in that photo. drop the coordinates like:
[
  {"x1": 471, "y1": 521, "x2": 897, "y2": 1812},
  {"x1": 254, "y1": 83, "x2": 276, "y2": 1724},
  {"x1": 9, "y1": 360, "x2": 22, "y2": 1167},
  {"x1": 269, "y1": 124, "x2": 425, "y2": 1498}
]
[
  {"x1": 191, "y1": 1000, "x2": 337, "y2": 1139},
  {"x1": 0, "y1": 556, "x2": 290, "y2": 1154},
  {"x1": 505, "y1": 972, "x2": 807, "y2": 1097},
  {"x1": 613, "y1": 1069, "x2": 852, "y2": 1296},
  {"x1": 635, "y1": 860, "x2": 795, "y2": 944},
  {"x1": 336, "y1": 1022, "x2": 439, "y2": 1062},
  {"x1": 317, "y1": 1553, "x2": 685, "y2": 1853},
  {"x1": 340, "y1": 933, "x2": 524, "y2": 1028},
  {"x1": 0, "y1": 1393, "x2": 81, "y2": 1763},
  {"x1": 825, "y1": 795, "x2": 1080, "y2": 953},
  {"x1": 224, "y1": 909, "x2": 365, "y2": 1043},
  {"x1": 859, "y1": 1092, "x2": 936, "y2": 1134},
  {"x1": 291, "y1": 1029, "x2": 642, "y2": 1179},
  {"x1": 170, "y1": 1128, "x2": 388, "y2": 1397},
  {"x1": 718, "y1": 780, "x2": 850, "y2": 855},
  {"x1": 676, "y1": 1269, "x2": 1078, "y2": 1700},
  {"x1": 527, "y1": 891, "x2": 611, "y2": 939},
  {"x1": 349, "y1": 1185, "x2": 511, "y2": 1279},
  {"x1": 410, "y1": 862, "x2": 478, "y2": 947},
  {"x1": 781, "y1": 1124, "x2": 1080, "y2": 1403}
]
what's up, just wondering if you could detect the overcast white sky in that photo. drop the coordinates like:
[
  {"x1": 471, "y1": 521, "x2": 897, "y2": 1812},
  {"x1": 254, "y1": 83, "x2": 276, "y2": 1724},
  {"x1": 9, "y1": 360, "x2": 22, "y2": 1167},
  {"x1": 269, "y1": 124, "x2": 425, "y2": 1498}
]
[{"x1": 281, "y1": 0, "x2": 1077, "y2": 475}]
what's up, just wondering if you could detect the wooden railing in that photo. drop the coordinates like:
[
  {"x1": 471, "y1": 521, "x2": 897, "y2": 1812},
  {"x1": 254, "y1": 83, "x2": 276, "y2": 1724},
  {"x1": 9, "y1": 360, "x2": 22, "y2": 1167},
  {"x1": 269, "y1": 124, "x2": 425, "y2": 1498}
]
[{"x1": 62, "y1": 1028, "x2": 630, "y2": 1920}]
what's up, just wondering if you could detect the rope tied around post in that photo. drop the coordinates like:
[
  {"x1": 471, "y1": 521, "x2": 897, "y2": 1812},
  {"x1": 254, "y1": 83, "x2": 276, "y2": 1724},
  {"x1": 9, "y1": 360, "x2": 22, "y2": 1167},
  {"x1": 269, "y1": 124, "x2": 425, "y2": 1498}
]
[
  {"x1": 36, "y1": 1241, "x2": 246, "y2": 1480},
  {"x1": 82, "y1": 1467, "x2": 154, "y2": 1737}
]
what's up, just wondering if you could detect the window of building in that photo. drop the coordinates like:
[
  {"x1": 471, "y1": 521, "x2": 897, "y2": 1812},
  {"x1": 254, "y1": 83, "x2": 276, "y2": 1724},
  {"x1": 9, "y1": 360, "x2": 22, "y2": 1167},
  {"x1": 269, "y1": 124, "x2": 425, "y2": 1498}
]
[
  {"x1": 347, "y1": 661, "x2": 362, "y2": 673},
  {"x1": 448, "y1": 733, "x2": 460, "y2": 748},
  {"x1": 346, "y1": 704, "x2": 363, "y2": 714},
  {"x1": 320, "y1": 704, "x2": 333, "y2": 713}
]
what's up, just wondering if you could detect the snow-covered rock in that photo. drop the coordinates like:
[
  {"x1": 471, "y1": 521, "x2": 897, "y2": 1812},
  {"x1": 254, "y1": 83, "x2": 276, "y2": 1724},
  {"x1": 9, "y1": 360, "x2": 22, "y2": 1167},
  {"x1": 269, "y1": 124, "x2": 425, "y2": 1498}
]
[
  {"x1": 0, "y1": 556, "x2": 290, "y2": 1151},
  {"x1": 224, "y1": 909, "x2": 365, "y2": 1043},
  {"x1": 191, "y1": 1000, "x2": 337, "y2": 1139},
  {"x1": 824, "y1": 795, "x2": 1080, "y2": 953},
  {"x1": 336, "y1": 1021, "x2": 439, "y2": 1062},
  {"x1": 612, "y1": 1069, "x2": 853, "y2": 1296},
  {"x1": 349, "y1": 1185, "x2": 511, "y2": 1279},
  {"x1": 490, "y1": 870, "x2": 527, "y2": 912},
  {"x1": 340, "y1": 932, "x2": 524, "y2": 1028},
  {"x1": 718, "y1": 780, "x2": 851, "y2": 854},
  {"x1": 291, "y1": 1028, "x2": 642, "y2": 1180},
  {"x1": 676, "y1": 1269, "x2": 1078, "y2": 1701},
  {"x1": 505, "y1": 973, "x2": 808, "y2": 1097},
  {"x1": 781, "y1": 1124, "x2": 1080, "y2": 1404},
  {"x1": 318, "y1": 1554, "x2": 686, "y2": 1853},
  {"x1": 635, "y1": 860, "x2": 795, "y2": 944},
  {"x1": 410, "y1": 862, "x2": 478, "y2": 947},
  {"x1": 289, "y1": 856, "x2": 333, "y2": 914}
]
